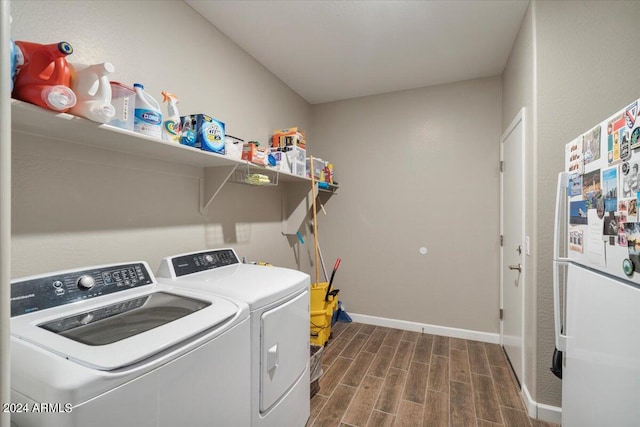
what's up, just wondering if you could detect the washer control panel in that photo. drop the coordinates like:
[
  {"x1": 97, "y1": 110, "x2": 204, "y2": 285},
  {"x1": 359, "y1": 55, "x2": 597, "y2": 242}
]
[
  {"x1": 10, "y1": 263, "x2": 154, "y2": 317},
  {"x1": 171, "y1": 249, "x2": 239, "y2": 277}
]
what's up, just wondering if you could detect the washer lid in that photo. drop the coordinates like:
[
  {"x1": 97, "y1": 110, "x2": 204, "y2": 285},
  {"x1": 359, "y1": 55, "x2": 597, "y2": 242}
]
[
  {"x1": 158, "y1": 263, "x2": 310, "y2": 309},
  {"x1": 11, "y1": 286, "x2": 241, "y2": 371},
  {"x1": 39, "y1": 292, "x2": 210, "y2": 346}
]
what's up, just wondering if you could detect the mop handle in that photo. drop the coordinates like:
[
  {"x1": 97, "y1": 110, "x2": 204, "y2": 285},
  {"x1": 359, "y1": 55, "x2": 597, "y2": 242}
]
[
  {"x1": 310, "y1": 157, "x2": 320, "y2": 285},
  {"x1": 325, "y1": 258, "x2": 342, "y2": 301},
  {"x1": 332, "y1": 258, "x2": 341, "y2": 275}
]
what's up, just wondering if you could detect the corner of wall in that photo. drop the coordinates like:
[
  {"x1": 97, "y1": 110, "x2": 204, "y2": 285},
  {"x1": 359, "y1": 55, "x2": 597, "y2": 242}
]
[{"x1": 522, "y1": 383, "x2": 562, "y2": 425}]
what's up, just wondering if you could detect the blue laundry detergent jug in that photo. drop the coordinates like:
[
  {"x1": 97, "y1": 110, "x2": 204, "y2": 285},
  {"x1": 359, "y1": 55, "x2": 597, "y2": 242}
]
[{"x1": 10, "y1": 38, "x2": 20, "y2": 91}]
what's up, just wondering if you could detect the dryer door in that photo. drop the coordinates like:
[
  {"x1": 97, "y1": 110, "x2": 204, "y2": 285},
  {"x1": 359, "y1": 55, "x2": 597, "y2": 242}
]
[{"x1": 260, "y1": 290, "x2": 309, "y2": 412}]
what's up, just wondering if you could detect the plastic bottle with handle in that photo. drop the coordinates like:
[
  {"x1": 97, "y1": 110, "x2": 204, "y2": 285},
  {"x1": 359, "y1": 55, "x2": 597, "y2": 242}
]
[
  {"x1": 12, "y1": 41, "x2": 76, "y2": 112},
  {"x1": 69, "y1": 62, "x2": 116, "y2": 123},
  {"x1": 133, "y1": 83, "x2": 162, "y2": 138}
]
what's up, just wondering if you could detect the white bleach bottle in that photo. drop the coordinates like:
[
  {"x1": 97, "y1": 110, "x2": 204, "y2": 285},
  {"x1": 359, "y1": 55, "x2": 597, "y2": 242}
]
[
  {"x1": 69, "y1": 62, "x2": 116, "y2": 124},
  {"x1": 133, "y1": 83, "x2": 162, "y2": 138}
]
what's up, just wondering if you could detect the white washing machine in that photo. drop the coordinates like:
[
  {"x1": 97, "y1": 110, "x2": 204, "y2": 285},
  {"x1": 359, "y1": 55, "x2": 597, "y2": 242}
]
[
  {"x1": 156, "y1": 249, "x2": 310, "y2": 427},
  {"x1": 9, "y1": 261, "x2": 251, "y2": 427}
]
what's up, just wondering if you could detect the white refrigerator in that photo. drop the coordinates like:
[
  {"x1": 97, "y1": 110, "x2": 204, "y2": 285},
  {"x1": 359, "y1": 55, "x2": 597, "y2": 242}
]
[{"x1": 554, "y1": 99, "x2": 640, "y2": 427}]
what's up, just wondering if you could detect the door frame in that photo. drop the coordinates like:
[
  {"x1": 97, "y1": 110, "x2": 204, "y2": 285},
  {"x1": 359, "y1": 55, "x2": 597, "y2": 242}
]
[{"x1": 500, "y1": 107, "x2": 526, "y2": 385}]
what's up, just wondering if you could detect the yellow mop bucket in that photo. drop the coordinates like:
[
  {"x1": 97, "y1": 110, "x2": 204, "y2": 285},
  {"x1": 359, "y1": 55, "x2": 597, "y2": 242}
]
[{"x1": 310, "y1": 282, "x2": 338, "y2": 346}]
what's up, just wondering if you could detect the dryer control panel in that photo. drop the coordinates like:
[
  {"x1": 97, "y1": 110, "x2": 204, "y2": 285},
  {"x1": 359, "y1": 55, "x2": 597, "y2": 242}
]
[
  {"x1": 10, "y1": 263, "x2": 154, "y2": 317},
  {"x1": 172, "y1": 249, "x2": 239, "y2": 277}
]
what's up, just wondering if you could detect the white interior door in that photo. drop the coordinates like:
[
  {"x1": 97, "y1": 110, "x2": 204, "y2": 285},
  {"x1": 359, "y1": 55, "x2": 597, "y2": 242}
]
[{"x1": 500, "y1": 108, "x2": 525, "y2": 386}]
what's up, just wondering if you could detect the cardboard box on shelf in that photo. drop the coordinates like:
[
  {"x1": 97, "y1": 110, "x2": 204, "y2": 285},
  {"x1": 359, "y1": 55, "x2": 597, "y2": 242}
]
[
  {"x1": 272, "y1": 127, "x2": 306, "y2": 150},
  {"x1": 241, "y1": 143, "x2": 256, "y2": 162},
  {"x1": 241, "y1": 142, "x2": 269, "y2": 166},
  {"x1": 180, "y1": 114, "x2": 225, "y2": 154}
]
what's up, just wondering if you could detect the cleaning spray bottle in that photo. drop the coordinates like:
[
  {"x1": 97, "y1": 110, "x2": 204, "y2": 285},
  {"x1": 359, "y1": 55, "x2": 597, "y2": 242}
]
[
  {"x1": 12, "y1": 41, "x2": 76, "y2": 112},
  {"x1": 161, "y1": 91, "x2": 182, "y2": 142},
  {"x1": 69, "y1": 62, "x2": 116, "y2": 123}
]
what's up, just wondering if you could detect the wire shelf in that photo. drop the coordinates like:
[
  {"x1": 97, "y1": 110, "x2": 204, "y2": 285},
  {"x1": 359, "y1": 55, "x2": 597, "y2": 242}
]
[{"x1": 227, "y1": 163, "x2": 279, "y2": 187}]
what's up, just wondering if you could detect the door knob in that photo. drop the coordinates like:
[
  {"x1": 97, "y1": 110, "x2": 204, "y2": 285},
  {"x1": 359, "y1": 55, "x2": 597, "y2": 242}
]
[{"x1": 508, "y1": 264, "x2": 522, "y2": 273}]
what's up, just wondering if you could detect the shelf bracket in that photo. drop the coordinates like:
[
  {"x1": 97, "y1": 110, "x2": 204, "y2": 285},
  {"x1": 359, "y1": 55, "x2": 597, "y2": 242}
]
[{"x1": 200, "y1": 165, "x2": 238, "y2": 215}]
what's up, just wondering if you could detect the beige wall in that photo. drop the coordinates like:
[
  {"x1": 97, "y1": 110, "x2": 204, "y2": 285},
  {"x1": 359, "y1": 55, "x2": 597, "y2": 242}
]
[
  {"x1": 534, "y1": 0, "x2": 640, "y2": 408},
  {"x1": 10, "y1": 2, "x2": 501, "y2": 336},
  {"x1": 503, "y1": 0, "x2": 640, "y2": 409},
  {"x1": 310, "y1": 77, "x2": 502, "y2": 334},
  {"x1": 501, "y1": 0, "x2": 540, "y2": 405},
  {"x1": 10, "y1": 1, "x2": 312, "y2": 277}
]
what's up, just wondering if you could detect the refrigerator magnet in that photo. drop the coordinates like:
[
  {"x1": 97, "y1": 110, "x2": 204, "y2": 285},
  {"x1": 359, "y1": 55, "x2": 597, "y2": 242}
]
[
  {"x1": 623, "y1": 258, "x2": 634, "y2": 277},
  {"x1": 620, "y1": 131, "x2": 631, "y2": 160},
  {"x1": 630, "y1": 127, "x2": 640, "y2": 150}
]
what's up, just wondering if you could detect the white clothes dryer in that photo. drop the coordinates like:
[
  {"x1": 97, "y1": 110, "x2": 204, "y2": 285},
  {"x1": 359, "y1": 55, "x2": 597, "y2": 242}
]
[
  {"x1": 156, "y1": 249, "x2": 310, "y2": 427},
  {"x1": 10, "y1": 261, "x2": 251, "y2": 427}
]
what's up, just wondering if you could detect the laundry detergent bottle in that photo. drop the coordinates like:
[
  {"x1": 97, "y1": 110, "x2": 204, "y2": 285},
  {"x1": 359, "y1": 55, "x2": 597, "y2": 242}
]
[
  {"x1": 70, "y1": 62, "x2": 116, "y2": 123},
  {"x1": 133, "y1": 83, "x2": 162, "y2": 138},
  {"x1": 10, "y1": 39, "x2": 21, "y2": 91},
  {"x1": 12, "y1": 41, "x2": 76, "y2": 112},
  {"x1": 9, "y1": 17, "x2": 22, "y2": 91}
]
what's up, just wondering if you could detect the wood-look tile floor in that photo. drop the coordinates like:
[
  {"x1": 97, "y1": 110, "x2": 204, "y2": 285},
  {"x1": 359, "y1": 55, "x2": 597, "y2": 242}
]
[{"x1": 307, "y1": 322, "x2": 560, "y2": 427}]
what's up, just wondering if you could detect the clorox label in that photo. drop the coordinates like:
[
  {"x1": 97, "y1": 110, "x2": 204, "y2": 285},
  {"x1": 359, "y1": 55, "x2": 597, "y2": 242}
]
[
  {"x1": 137, "y1": 109, "x2": 161, "y2": 125},
  {"x1": 134, "y1": 108, "x2": 162, "y2": 138}
]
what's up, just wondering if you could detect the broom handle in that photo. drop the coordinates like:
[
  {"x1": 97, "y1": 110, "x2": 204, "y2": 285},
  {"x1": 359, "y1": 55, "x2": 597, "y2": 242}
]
[
  {"x1": 310, "y1": 156, "x2": 320, "y2": 285},
  {"x1": 317, "y1": 243, "x2": 329, "y2": 282}
]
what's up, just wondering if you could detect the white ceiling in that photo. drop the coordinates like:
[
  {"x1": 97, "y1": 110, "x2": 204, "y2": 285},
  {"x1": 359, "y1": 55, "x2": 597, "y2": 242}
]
[{"x1": 186, "y1": 0, "x2": 529, "y2": 105}]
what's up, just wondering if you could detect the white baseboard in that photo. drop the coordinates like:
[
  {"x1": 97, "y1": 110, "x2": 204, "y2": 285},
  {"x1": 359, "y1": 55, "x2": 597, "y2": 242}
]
[
  {"x1": 522, "y1": 384, "x2": 562, "y2": 425},
  {"x1": 522, "y1": 385, "x2": 537, "y2": 418},
  {"x1": 348, "y1": 313, "x2": 500, "y2": 344},
  {"x1": 537, "y1": 403, "x2": 562, "y2": 425}
]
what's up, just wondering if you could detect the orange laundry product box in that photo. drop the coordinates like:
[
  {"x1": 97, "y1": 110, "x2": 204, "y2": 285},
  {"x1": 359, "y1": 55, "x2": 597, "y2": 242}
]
[
  {"x1": 241, "y1": 143, "x2": 257, "y2": 162},
  {"x1": 272, "y1": 127, "x2": 306, "y2": 150},
  {"x1": 241, "y1": 143, "x2": 269, "y2": 165}
]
